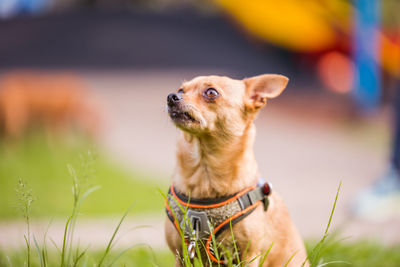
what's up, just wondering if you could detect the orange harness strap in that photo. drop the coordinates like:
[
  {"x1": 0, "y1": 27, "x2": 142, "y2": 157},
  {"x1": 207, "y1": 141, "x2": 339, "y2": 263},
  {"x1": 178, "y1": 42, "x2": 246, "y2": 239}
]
[{"x1": 165, "y1": 182, "x2": 271, "y2": 263}]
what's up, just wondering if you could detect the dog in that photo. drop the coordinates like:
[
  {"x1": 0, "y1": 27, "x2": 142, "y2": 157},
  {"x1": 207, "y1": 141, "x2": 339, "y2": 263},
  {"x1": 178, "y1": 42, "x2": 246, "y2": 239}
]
[
  {"x1": 0, "y1": 71, "x2": 100, "y2": 138},
  {"x1": 165, "y1": 74, "x2": 308, "y2": 266}
]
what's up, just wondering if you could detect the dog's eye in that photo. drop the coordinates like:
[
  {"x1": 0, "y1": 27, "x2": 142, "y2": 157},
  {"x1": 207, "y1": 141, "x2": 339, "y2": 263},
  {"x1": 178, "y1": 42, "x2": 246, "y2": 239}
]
[
  {"x1": 203, "y1": 88, "x2": 219, "y2": 100},
  {"x1": 177, "y1": 88, "x2": 184, "y2": 94}
]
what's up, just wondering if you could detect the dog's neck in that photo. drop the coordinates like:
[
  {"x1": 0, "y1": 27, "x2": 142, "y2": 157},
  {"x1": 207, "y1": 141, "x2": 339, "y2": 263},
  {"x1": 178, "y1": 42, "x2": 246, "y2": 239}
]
[{"x1": 173, "y1": 123, "x2": 259, "y2": 198}]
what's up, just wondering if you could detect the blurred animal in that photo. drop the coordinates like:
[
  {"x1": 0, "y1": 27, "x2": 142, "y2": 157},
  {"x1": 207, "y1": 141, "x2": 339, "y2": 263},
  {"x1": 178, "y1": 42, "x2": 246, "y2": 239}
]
[
  {"x1": 0, "y1": 71, "x2": 100, "y2": 138},
  {"x1": 165, "y1": 74, "x2": 308, "y2": 266}
]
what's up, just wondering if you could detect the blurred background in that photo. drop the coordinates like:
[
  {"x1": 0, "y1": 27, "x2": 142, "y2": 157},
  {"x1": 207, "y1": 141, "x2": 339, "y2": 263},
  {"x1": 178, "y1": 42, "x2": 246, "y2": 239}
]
[{"x1": 1, "y1": 0, "x2": 400, "y2": 266}]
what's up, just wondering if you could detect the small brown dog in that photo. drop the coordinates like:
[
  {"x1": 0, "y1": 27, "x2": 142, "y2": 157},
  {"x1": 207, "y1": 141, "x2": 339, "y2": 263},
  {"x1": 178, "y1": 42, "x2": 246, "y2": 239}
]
[
  {"x1": 165, "y1": 74, "x2": 308, "y2": 266},
  {"x1": 0, "y1": 71, "x2": 100, "y2": 138}
]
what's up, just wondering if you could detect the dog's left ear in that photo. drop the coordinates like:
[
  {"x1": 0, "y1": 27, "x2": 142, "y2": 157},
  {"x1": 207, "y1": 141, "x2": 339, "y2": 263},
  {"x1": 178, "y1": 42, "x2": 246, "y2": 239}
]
[{"x1": 244, "y1": 74, "x2": 289, "y2": 111}]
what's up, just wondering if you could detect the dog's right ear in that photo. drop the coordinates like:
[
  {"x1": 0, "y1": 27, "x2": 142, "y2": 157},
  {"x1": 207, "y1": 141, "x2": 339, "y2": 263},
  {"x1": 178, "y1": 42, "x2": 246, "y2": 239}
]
[{"x1": 244, "y1": 74, "x2": 289, "y2": 111}]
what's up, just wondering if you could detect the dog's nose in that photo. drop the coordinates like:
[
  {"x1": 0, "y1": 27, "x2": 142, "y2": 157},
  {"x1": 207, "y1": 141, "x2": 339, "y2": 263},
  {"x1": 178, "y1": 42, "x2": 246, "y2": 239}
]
[{"x1": 167, "y1": 93, "x2": 182, "y2": 106}]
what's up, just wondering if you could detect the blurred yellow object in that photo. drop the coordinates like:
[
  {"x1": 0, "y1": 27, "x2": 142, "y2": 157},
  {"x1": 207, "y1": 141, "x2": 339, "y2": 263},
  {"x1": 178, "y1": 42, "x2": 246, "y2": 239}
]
[
  {"x1": 216, "y1": 0, "x2": 400, "y2": 77},
  {"x1": 215, "y1": 0, "x2": 340, "y2": 51}
]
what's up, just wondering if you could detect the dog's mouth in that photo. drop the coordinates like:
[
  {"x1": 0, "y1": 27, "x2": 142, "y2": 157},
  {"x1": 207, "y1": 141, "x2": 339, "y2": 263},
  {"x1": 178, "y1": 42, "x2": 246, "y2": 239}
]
[{"x1": 169, "y1": 110, "x2": 198, "y2": 124}]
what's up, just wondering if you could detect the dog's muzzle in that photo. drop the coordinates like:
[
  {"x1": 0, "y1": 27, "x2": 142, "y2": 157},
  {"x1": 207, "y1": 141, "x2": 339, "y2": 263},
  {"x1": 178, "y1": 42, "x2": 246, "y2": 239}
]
[
  {"x1": 167, "y1": 93, "x2": 182, "y2": 107},
  {"x1": 167, "y1": 93, "x2": 198, "y2": 124}
]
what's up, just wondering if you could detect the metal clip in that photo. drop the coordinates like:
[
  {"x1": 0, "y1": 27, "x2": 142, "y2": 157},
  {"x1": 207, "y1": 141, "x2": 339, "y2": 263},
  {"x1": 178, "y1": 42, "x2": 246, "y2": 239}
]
[
  {"x1": 188, "y1": 230, "x2": 196, "y2": 259},
  {"x1": 181, "y1": 210, "x2": 211, "y2": 260},
  {"x1": 181, "y1": 209, "x2": 211, "y2": 240}
]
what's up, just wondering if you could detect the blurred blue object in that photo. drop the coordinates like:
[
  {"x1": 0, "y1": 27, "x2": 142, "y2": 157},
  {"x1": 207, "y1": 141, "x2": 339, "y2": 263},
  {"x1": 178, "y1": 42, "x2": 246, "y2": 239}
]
[
  {"x1": 0, "y1": 0, "x2": 48, "y2": 18},
  {"x1": 353, "y1": 0, "x2": 381, "y2": 111}
]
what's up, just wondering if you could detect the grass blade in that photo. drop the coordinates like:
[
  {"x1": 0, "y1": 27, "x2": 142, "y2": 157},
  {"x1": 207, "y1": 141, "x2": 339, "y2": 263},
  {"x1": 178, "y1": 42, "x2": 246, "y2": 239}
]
[
  {"x1": 60, "y1": 215, "x2": 72, "y2": 267},
  {"x1": 258, "y1": 242, "x2": 273, "y2": 267},
  {"x1": 97, "y1": 203, "x2": 134, "y2": 267},
  {"x1": 229, "y1": 220, "x2": 240, "y2": 264},
  {"x1": 302, "y1": 181, "x2": 342, "y2": 267},
  {"x1": 317, "y1": 260, "x2": 350, "y2": 267},
  {"x1": 283, "y1": 251, "x2": 298, "y2": 267},
  {"x1": 33, "y1": 235, "x2": 44, "y2": 267},
  {"x1": 50, "y1": 238, "x2": 61, "y2": 255},
  {"x1": 72, "y1": 245, "x2": 90, "y2": 267}
]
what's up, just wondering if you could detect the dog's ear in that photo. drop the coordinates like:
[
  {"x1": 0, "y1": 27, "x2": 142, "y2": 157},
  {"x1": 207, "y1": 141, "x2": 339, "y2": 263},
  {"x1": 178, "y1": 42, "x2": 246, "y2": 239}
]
[{"x1": 244, "y1": 74, "x2": 289, "y2": 111}]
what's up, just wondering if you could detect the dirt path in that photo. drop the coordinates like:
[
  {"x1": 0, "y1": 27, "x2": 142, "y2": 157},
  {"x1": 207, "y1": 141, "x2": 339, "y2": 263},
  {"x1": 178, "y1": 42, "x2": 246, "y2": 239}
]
[{"x1": 0, "y1": 216, "x2": 166, "y2": 250}]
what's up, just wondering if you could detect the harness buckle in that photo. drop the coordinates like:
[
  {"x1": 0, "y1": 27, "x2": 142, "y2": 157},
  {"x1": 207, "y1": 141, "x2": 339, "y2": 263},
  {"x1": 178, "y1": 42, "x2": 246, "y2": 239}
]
[
  {"x1": 181, "y1": 209, "x2": 212, "y2": 240},
  {"x1": 181, "y1": 210, "x2": 212, "y2": 260},
  {"x1": 237, "y1": 183, "x2": 271, "y2": 211}
]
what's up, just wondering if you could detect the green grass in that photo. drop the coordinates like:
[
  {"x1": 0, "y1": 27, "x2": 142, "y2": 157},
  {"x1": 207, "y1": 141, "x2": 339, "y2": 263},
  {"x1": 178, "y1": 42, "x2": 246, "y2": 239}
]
[
  {"x1": 0, "y1": 248, "x2": 175, "y2": 267},
  {"x1": 304, "y1": 240, "x2": 400, "y2": 267},
  {"x1": 1, "y1": 241, "x2": 400, "y2": 267},
  {"x1": 0, "y1": 132, "x2": 167, "y2": 219}
]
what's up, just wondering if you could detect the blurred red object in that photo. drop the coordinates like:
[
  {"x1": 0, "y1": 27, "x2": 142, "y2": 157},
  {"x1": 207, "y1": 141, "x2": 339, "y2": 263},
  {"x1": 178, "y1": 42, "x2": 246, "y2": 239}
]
[{"x1": 317, "y1": 51, "x2": 354, "y2": 94}]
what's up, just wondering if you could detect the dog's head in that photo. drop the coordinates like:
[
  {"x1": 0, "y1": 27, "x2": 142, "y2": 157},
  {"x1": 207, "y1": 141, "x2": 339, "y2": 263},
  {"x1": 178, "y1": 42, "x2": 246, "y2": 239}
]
[{"x1": 167, "y1": 74, "x2": 288, "y2": 137}]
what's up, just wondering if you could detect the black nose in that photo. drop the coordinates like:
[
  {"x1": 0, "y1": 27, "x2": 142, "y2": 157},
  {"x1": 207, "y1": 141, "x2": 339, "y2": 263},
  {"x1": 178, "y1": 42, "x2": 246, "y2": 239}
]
[{"x1": 167, "y1": 93, "x2": 182, "y2": 106}]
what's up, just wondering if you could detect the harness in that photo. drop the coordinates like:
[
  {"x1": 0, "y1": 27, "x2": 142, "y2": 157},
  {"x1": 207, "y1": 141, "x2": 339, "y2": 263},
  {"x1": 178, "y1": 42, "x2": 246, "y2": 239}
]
[{"x1": 165, "y1": 180, "x2": 272, "y2": 263}]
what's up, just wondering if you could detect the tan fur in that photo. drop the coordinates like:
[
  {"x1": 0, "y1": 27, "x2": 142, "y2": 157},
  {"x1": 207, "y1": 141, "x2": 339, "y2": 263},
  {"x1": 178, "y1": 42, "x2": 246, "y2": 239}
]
[{"x1": 165, "y1": 74, "x2": 308, "y2": 266}]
